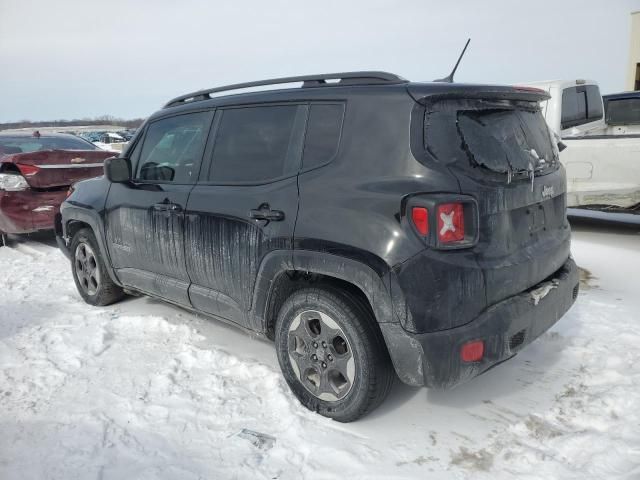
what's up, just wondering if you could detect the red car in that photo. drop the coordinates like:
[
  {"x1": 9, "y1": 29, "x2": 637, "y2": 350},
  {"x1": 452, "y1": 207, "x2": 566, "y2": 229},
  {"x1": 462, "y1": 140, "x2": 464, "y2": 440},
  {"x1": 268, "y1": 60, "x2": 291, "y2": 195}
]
[{"x1": 0, "y1": 131, "x2": 114, "y2": 239}]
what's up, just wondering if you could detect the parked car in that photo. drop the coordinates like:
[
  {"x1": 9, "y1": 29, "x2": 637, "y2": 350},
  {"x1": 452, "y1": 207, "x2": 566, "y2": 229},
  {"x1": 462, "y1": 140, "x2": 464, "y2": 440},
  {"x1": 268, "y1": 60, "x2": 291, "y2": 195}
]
[
  {"x1": 525, "y1": 79, "x2": 640, "y2": 210},
  {"x1": 603, "y1": 91, "x2": 640, "y2": 135},
  {"x1": 117, "y1": 130, "x2": 137, "y2": 141},
  {"x1": 80, "y1": 132, "x2": 104, "y2": 143},
  {"x1": 56, "y1": 72, "x2": 578, "y2": 421},
  {"x1": 0, "y1": 131, "x2": 114, "y2": 240},
  {"x1": 93, "y1": 132, "x2": 128, "y2": 153}
]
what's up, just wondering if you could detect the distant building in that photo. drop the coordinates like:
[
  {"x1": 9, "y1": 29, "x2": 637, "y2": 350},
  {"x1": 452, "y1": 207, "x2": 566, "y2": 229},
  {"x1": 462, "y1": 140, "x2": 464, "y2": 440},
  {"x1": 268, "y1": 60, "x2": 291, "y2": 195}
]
[{"x1": 627, "y1": 11, "x2": 640, "y2": 90}]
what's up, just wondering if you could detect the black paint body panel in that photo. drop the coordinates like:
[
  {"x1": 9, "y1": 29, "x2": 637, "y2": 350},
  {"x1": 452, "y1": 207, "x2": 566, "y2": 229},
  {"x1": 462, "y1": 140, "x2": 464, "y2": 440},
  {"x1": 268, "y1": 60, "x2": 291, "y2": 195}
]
[
  {"x1": 185, "y1": 178, "x2": 298, "y2": 328},
  {"x1": 57, "y1": 79, "x2": 577, "y2": 389}
]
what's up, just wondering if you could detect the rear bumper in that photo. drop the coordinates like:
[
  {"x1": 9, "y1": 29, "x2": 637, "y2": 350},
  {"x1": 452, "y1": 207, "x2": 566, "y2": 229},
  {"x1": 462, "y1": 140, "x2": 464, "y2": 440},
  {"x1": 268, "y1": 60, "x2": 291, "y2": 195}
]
[
  {"x1": 381, "y1": 257, "x2": 579, "y2": 388},
  {"x1": 0, "y1": 189, "x2": 66, "y2": 234}
]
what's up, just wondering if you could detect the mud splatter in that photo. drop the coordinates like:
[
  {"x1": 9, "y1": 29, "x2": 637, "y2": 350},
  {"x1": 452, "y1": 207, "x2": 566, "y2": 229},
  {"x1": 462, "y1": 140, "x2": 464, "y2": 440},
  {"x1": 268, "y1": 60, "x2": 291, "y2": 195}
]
[
  {"x1": 524, "y1": 414, "x2": 563, "y2": 440},
  {"x1": 397, "y1": 455, "x2": 438, "y2": 467},
  {"x1": 578, "y1": 266, "x2": 598, "y2": 290},
  {"x1": 450, "y1": 447, "x2": 494, "y2": 471}
]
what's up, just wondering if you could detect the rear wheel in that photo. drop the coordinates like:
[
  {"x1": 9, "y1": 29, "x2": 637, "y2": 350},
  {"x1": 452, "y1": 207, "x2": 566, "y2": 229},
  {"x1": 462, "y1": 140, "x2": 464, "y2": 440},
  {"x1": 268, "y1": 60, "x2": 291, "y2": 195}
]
[
  {"x1": 275, "y1": 287, "x2": 394, "y2": 422},
  {"x1": 70, "y1": 228, "x2": 124, "y2": 306}
]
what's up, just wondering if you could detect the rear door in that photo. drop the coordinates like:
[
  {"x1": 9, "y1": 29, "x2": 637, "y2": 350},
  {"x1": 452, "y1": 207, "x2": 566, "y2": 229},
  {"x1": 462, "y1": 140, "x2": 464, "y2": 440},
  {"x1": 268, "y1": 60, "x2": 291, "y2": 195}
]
[
  {"x1": 185, "y1": 104, "x2": 306, "y2": 329},
  {"x1": 105, "y1": 111, "x2": 213, "y2": 306}
]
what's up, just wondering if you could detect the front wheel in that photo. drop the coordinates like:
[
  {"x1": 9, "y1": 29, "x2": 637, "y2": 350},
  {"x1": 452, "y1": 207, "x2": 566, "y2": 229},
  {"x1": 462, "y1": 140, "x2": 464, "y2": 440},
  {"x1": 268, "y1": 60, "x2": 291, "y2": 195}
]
[
  {"x1": 70, "y1": 228, "x2": 124, "y2": 306},
  {"x1": 275, "y1": 287, "x2": 394, "y2": 422}
]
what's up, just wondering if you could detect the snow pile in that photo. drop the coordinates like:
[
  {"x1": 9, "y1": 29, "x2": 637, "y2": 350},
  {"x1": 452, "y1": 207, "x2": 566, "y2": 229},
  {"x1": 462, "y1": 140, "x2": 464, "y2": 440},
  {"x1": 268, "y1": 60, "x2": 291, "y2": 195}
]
[
  {"x1": 451, "y1": 233, "x2": 640, "y2": 479},
  {"x1": 1, "y1": 226, "x2": 639, "y2": 479},
  {"x1": 0, "y1": 245, "x2": 380, "y2": 479},
  {"x1": 459, "y1": 294, "x2": 640, "y2": 478}
]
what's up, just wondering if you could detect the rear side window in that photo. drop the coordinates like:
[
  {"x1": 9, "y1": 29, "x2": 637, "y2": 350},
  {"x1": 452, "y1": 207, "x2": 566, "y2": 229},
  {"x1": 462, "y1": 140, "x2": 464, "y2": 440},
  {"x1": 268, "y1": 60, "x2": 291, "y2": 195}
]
[
  {"x1": 561, "y1": 86, "x2": 603, "y2": 130},
  {"x1": 208, "y1": 105, "x2": 305, "y2": 183},
  {"x1": 606, "y1": 98, "x2": 640, "y2": 125},
  {"x1": 302, "y1": 104, "x2": 345, "y2": 169},
  {"x1": 136, "y1": 112, "x2": 212, "y2": 184}
]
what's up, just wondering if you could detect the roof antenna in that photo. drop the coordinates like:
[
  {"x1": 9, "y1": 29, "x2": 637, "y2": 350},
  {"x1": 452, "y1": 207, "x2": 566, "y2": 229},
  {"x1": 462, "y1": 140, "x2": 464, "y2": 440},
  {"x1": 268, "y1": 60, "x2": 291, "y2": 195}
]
[{"x1": 433, "y1": 38, "x2": 471, "y2": 83}]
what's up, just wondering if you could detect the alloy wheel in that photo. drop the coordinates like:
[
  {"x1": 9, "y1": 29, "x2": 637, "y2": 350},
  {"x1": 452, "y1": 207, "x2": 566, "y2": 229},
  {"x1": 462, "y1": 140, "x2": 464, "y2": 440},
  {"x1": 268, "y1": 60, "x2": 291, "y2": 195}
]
[
  {"x1": 74, "y1": 242, "x2": 100, "y2": 296},
  {"x1": 287, "y1": 310, "x2": 355, "y2": 401}
]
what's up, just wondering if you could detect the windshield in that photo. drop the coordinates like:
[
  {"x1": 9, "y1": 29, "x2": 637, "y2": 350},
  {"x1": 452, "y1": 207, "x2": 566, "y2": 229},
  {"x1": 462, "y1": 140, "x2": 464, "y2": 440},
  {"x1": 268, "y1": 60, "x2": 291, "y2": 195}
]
[
  {"x1": 0, "y1": 135, "x2": 99, "y2": 154},
  {"x1": 424, "y1": 98, "x2": 558, "y2": 181}
]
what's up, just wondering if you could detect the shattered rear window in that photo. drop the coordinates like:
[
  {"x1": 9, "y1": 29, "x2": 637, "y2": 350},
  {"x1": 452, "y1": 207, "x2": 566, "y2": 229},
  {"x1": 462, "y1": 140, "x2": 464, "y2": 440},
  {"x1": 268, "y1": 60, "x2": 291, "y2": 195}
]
[{"x1": 423, "y1": 99, "x2": 558, "y2": 181}]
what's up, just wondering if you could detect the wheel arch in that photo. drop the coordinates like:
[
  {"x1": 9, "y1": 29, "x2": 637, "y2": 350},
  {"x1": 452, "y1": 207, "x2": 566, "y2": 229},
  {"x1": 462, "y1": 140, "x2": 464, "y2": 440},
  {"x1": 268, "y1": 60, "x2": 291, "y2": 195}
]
[
  {"x1": 250, "y1": 250, "x2": 396, "y2": 339},
  {"x1": 62, "y1": 205, "x2": 120, "y2": 286}
]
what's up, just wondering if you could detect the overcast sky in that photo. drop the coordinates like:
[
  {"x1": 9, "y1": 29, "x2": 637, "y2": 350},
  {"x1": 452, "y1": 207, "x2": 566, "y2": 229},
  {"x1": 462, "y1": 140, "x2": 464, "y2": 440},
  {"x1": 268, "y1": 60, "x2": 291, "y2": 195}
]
[{"x1": 1, "y1": 0, "x2": 639, "y2": 122}]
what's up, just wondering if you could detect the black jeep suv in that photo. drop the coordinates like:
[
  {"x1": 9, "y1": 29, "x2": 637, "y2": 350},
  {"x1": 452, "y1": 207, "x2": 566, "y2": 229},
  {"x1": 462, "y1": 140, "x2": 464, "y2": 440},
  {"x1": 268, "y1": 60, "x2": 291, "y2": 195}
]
[{"x1": 56, "y1": 72, "x2": 578, "y2": 421}]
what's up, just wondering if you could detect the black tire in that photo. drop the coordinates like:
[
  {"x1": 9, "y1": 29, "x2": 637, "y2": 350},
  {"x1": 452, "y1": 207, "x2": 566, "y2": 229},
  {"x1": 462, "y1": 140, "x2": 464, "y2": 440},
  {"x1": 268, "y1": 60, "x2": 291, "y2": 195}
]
[
  {"x1": 70, "y1": 228, "x2": 125, "y2": 306},
  {"x1": 275, "y1": 287, "x2": 394, "y2": 422}
]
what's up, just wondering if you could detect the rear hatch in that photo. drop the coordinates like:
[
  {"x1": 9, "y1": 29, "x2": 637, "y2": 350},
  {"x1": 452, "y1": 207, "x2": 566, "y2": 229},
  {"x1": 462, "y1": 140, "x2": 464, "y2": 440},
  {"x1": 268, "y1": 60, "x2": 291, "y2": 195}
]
[
  {"x1": 411, "y1": 85, "x2": 571, "y2": 307},
  {"x1": 1, "y1": 150, "x2": 112, "y2": 189}
]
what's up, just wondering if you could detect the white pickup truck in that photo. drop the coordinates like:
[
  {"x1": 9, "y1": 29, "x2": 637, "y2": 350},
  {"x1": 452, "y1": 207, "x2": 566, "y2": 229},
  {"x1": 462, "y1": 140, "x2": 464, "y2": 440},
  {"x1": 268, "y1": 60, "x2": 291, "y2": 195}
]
[{"x1": 526, "y1": 79, "x2": 640, "y2": 210}]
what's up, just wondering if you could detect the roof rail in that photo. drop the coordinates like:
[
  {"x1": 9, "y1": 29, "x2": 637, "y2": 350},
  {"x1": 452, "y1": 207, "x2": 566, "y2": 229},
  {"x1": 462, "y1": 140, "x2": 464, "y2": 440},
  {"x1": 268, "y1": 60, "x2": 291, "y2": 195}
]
[{"x1": 163, "y1": 71, "x2": 407, "y2": 108}]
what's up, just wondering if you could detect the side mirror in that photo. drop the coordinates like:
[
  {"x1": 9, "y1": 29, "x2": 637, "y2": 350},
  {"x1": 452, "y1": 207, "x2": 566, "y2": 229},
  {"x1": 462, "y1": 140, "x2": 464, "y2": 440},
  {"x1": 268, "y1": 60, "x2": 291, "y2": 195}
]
[{"x1": 104, "y1": 157, "x2": 131, "y2": 183}]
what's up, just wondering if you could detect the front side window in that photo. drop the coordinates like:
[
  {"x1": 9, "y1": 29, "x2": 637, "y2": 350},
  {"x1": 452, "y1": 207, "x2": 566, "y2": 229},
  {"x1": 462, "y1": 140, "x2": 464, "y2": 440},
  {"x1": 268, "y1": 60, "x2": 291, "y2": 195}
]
[
  {"x1": 136, "y1": 112, "x2": 212, "y2": 183},
  {"x1": 208, "y1": 105, "x2": 304, "y2": 183}
]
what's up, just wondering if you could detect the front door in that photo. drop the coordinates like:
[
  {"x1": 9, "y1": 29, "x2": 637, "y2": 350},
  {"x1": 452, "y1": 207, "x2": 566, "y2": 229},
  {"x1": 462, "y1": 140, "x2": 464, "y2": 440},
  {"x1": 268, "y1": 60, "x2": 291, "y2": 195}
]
[
  {"x1": 105, "y1": 111, "x2": 213, "y2": 306},
  {"x1": 185, "y1": 104, "x2": 306, "y2": 328}
]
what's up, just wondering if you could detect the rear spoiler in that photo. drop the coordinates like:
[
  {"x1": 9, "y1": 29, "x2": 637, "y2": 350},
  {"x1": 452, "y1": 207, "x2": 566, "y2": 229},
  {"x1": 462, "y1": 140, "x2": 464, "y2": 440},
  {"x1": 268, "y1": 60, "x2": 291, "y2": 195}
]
[{"x1": 407, "y1": 83, "x2": 550, "y2": 105}]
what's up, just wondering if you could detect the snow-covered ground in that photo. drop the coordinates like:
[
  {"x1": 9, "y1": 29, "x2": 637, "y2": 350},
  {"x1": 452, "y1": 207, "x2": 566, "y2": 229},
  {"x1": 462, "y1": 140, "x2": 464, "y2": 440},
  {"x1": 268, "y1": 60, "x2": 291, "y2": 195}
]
[{"x1": 1, "y1": 221, "x2": 639, "y2": 480}]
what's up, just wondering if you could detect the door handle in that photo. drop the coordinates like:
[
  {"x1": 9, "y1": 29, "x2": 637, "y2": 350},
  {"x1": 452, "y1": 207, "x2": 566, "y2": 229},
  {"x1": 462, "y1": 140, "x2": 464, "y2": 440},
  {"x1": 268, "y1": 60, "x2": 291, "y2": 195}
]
[
  {"x1": 249, "y1": 204, "x2": 284, "y2": 221},
  {"x1": 153, "y1": 202, "x2": 182, "y2": 212}
]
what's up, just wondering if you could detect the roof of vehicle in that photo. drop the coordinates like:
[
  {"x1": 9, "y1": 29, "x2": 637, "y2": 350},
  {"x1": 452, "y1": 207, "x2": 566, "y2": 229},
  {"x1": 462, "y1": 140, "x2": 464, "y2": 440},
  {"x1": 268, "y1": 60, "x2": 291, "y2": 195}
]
[
  {"x1": 103, "y1": 132, "x2": 125, "y2": 139},
  {"x1": 602, "y1": 91, "x2": 640, "y2": 101},
  {"x1": 155, "y1": 71, "x2": 549, "y2": 121},
  {"x1": 522, "y1": 79, "x2": 599, "y2": 92}
]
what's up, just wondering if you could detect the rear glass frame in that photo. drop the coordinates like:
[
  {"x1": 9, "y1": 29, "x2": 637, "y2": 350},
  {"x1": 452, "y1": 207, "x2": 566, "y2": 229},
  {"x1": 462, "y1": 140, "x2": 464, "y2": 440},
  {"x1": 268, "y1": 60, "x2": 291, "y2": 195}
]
[{"x1": 420, "y1": 97, "x2": 560, "y2": 183}]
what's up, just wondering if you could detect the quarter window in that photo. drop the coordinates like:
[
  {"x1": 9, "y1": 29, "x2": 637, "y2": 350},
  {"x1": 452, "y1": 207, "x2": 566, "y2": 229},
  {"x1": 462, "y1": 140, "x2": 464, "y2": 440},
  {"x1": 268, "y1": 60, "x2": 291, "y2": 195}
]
[
  {"x1": 302, "y1": 104, "x2": 345, "y2": 169},
  {"x1": 208, "y1": 105, "x2": 304, "y2": 183},
  {"x1": 135, "y1": 112, "x2": 212, "y2": 183}
]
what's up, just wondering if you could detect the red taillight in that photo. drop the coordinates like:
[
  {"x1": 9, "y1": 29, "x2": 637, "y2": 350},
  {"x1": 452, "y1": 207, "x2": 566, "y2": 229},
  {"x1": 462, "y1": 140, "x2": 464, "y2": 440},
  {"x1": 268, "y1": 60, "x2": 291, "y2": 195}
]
[
  {"x1": 461, "y1": 340, "x2": 484, "y2": 363},
  {"x1": 437, "y1": 203, "x2": 464, "y2": 243},
  {"x1": 411, "y1": 207, "x2": 429, "y2": 236},
  {"x1": 16, "y1": 163, "x2": 40, "y2": 176}
]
